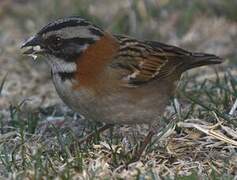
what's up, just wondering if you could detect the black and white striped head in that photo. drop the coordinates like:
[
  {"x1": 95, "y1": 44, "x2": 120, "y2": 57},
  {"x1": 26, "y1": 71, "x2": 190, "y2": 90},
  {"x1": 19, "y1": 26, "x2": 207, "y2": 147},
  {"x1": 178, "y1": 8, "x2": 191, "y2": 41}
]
[{"x1": 21, "y1": 17, "x2": 104, "y2": 62}]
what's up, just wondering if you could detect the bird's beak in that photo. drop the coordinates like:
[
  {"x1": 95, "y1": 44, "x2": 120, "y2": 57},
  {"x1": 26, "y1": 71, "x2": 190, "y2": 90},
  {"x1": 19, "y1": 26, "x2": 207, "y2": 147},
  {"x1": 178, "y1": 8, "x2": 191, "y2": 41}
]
[{"x1": 21, "y1": 35, "x2": 45, "y2": 59}]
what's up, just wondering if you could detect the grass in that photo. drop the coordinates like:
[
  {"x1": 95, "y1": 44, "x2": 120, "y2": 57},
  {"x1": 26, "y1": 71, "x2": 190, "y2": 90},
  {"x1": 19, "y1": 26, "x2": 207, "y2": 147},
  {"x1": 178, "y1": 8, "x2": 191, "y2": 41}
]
[
  {"x1": 0, "y1": 0, "x2": 237, "y2": 179},
  {"x1": 0, "y1": 74, "x2": 7, "y2": 96},
  {"x1": 0, "y1": 69, "x2": 236, "y2": 179},
  {"x1": 180, "y1": 72, "x2": 237, "y2": 126}
]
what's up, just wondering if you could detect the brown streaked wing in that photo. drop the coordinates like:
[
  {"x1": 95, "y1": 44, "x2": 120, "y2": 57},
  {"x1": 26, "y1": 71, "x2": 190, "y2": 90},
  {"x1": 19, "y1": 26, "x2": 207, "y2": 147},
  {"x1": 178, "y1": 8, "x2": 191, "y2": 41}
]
[{"x1": 114, "y1": 35, "x2": 178, "y2": 85}]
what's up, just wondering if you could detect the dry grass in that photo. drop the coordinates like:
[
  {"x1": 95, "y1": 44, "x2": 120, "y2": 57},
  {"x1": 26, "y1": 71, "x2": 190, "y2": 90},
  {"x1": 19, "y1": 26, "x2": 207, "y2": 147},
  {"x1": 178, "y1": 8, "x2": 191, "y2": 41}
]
[{"x1": 0, "y1": 0, "x2": 237, "y2": 179}]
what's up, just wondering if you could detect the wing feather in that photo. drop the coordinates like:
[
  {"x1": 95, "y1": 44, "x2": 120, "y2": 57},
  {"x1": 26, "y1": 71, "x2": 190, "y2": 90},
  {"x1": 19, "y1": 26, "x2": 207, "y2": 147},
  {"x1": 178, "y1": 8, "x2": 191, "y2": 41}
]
[{"x1": 113, "y1": 35, "x2": 193, "y2": 85}]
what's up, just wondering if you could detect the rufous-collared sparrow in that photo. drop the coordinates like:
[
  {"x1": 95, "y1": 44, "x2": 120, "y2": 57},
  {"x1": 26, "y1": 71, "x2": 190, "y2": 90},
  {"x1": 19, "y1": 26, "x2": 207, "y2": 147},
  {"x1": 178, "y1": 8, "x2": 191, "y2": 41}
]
[{"x1": 21, "y1": 16, "x2": 222, "y2": 161}]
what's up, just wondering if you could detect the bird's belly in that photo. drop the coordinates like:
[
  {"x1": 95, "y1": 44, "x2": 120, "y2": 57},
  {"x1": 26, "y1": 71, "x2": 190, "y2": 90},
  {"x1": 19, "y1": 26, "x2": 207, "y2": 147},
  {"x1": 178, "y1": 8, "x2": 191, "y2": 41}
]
[{"x1": 52, "y1": 74, "x2": 169, "y2": 124}]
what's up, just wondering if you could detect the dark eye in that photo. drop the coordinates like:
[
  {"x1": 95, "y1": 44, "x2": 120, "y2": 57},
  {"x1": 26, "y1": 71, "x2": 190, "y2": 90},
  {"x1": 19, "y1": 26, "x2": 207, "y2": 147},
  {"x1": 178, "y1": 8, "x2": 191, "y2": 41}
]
[
  {"x1": 47, "y1": 36, "x2": 62, "y2": 49},
  {"x1": 55, "y1": 36, "x2": 62, "y2": 43}
]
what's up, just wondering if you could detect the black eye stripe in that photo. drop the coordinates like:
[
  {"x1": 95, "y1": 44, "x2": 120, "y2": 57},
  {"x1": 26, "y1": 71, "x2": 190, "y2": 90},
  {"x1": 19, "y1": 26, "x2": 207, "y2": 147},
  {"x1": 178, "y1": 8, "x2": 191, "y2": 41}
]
[
  {"x1": 46, "y1": 35, "x2": 61, "y2": 42},
  {"x1": 46, "y1": 36, "x2": 96, "y2": 48},
  {"x1": 47, "y1": 37, "x2": 97, "y2": 62},
  {"x1": 61, "y1": 37, "x2": 96, "y2": 45}
]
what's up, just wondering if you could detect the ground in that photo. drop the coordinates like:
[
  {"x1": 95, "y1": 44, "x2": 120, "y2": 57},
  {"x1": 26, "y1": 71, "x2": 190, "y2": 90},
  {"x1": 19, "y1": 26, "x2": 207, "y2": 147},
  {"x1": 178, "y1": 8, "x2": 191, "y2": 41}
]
[{"x1": 0, "y1": 0, "x2": 237, "y2": 179}]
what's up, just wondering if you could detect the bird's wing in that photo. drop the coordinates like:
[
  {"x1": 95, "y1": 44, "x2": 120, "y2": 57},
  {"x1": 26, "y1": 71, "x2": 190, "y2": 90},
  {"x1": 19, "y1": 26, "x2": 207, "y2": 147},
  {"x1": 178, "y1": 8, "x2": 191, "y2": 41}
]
[
  {"x1": 113, "y1": 35, "x2": 221, "y2": 86},
  {"x1": 113, "y1": 35, "x2": 189, "y2": 85}
]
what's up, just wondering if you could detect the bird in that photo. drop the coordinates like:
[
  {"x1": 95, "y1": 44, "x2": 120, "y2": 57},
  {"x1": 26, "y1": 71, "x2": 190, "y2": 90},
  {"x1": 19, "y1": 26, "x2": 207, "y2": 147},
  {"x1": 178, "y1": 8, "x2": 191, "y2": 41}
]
[{"x1": 21, "y1": 16, "x2": 222, "y2": 161}]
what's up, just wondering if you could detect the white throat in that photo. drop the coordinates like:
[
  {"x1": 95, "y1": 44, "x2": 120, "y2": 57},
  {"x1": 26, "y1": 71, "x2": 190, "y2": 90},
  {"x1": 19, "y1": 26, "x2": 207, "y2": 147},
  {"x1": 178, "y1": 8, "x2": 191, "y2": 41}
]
[{"x1": 46, "y1": 55, "x2": 77, "y2": 74}]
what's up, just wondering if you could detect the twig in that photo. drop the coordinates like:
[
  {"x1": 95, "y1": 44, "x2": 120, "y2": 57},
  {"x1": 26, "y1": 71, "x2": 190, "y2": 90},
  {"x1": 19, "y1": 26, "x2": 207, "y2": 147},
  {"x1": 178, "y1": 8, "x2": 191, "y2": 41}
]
[{"x1": 178, "y1": 122, "x2": 237, "y2": 146}]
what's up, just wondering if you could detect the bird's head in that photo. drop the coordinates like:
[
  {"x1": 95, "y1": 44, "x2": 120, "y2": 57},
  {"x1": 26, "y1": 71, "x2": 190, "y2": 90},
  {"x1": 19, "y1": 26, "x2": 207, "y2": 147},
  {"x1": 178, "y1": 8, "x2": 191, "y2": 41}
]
[{"x1": 21, "y1": 17, "x2": 105, "y2": 71}]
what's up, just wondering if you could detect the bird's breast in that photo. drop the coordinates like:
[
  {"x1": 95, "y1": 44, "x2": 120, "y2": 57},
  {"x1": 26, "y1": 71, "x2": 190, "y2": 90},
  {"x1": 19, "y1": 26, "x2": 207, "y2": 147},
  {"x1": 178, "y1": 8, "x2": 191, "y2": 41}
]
[
  {"x1": 73, "y1": 33, "x2": 119, "y2": 90},
  {"x1": 52, "y1": 72, "x2": 174, "y2": 125}
]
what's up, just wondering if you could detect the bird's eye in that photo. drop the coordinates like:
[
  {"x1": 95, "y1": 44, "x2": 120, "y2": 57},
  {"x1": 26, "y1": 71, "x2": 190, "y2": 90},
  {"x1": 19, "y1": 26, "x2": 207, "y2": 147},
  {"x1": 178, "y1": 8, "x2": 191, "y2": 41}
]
[
  {"x1": 53, "y1": 36, "x2": 62, "y2": 46},
  {"x1": 47, "y1": 36, "x2": 63, "y2": 50},
  {"x1": 55, "y1": 36, "x2": 62, "y2": 42}
]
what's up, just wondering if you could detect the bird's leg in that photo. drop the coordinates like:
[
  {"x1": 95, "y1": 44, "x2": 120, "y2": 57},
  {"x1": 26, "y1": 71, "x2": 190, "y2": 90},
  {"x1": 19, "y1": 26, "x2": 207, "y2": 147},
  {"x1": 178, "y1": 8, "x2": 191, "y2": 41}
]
[
  {"x1": 78, "y1": 124, "x2": 114, "y2": 144},
  {"x1": 130, "y1": 119, "x2": 169, "y2": 163},
  {"x1": 132, "y1": 130, "x2": 155, "y2": 162}
]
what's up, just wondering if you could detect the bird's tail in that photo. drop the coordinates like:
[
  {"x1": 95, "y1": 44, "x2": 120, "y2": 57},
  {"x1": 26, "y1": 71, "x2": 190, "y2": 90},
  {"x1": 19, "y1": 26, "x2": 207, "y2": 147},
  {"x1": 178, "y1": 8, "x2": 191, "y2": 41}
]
[{"x1": 183, "y1": 52, "x2": 222, "y2": 71}]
